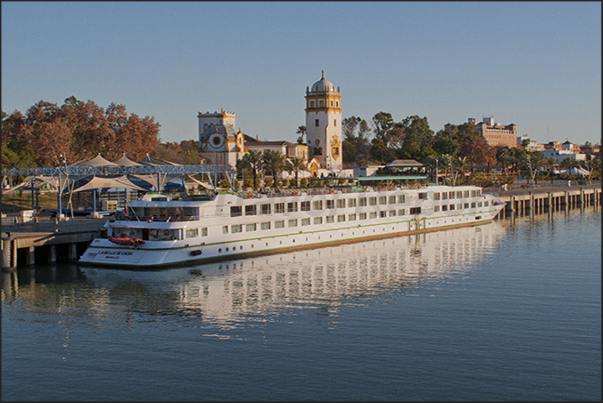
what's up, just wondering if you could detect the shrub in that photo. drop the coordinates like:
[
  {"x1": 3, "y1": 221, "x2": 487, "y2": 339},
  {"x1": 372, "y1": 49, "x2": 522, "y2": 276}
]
[{"x1": 299, "y1": 178, "x2": 308, "y2": 188}]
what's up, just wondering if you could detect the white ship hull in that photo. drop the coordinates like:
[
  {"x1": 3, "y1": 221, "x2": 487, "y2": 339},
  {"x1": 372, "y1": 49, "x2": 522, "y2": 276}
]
[{"x1": 79, "y1": 185, "x2": 505, "y2": 269}]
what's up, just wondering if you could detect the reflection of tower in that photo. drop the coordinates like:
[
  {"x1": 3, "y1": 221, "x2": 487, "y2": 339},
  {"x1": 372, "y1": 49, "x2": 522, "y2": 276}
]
[{"x1": 305, "y1": 71, "x2": 342, "y2": 171}]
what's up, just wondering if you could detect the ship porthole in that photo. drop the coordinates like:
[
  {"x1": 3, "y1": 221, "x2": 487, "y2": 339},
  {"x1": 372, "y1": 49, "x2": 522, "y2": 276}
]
[
  {"x1": 218, "y1": 248, "x2": 222, "y2": 253},
  {"x1": 225, "y1": 247, "x2": 229, "y2": 252}
]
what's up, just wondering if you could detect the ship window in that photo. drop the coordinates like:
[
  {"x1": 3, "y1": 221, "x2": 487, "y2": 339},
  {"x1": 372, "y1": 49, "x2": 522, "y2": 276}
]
[
  {"x1": 457, "y1": 191, "x2": 463, "y2": 198},
  {"x1": 326, "y1": 216, "x2": 334, "y2": 223},
  {"x1": 186, "y1": 228, "x2": 199, "y2": 238},
  {"x1": 398, "y1": 195, "x2": 405, "y2": 204},
  {"x1": 410, "y1": 207, "x2": 421, "y2": 214},
  {"x1": 348, "y1": 198, "x2": 357, "y2": 207},
  {"x1": 434, "y1": 205, "x2": 440, "y2": 212},
  {"x1": 246, "y1": 223, "x2": 257, "y2": 232},
  {"x1": 449, "y1": 204, "x2": 455, "y2": 211},
  {"x1": 348, "y1": 213, "x2": 356, "y2": 221},
  {"x1": 313, "y1": 200, "x2": 323, "y2": 210},
  {"x1": 464, "y1": 203, "x2": 469, "y2": 209},
  {"x1": 378, "y1": 196, "x2": 387, "y2": 205},
  {"x1": 369, "y1": 197, "x2": 377, "y2": 206},
  {"x1": 389, "y1": 210, "x2": 396, "y2": 217},
  {"x1": 261, "y1": 204, "x2": 271, "y2": 214},
  {"x1": 379, "y1": 211, "x2": 387, "y2": 218},
  {"x1": 231, "y1": 224, "x2": 242, "y2": 233},
  {"x1": 301, "y1": 201, "x2": 310, "y2": 211},
  {"x1": 449, "y1": 192, "x2": 455, "y2": 199},
  {"x1": 245, "y1": 205, "x2": 257, "y2": 215},
  {"x1": 337, "y1": 199, "x2": 346, "y2": 208},
  {"x1": 261, "y1": 222, "x2": 271, "y2": 230},
  {"x1": 230, "y1": 206, "x2": 242, "y2": 217},
  {"x1": 388, "y1": 196, "x2": 396, "y2": 204},
  {"x1": 418, "y1": 193, "x2": 428, "y2": 200},
  {"x1": 458, "y1": 203, "x2": 463, "y2": 210},
  {"x1": 275, "y1": 203, "x2": 285, "y2": 214},
  {"x1": 433, "y1": 193, "x2": 441, "y2": 201},
  {"x1": 442, "y1": 192, "x2": 448, "y2": 200},
  {"x1": 478, "y1": 202, "x2": 483, "y2": 207},
  {"x1": 222, "y1": 226, "x2": 228, "y2": 234},
  {"x1": 275, "y1": 220, "x2": 285, "y2": 229},
  {"x1": 464, "y1": 191, "x2": 470, "y2": 198},
  {"x1": 370, "y1": 212, "x2": 378, "y2": 219},
  {"x1": 326, "y1": 200, "x2": 334, "y2": 209},
  {"x1": 359, "y1": 198, "x2": 367, "y2": 207},
  {"x1": 301, "y1": 218, "x2": 311, "y2": 226},
  {"x1": 442, "y1": 205, "x2": 448, "y2": 211},
  {"x1": 287, "y1": 202, "x2": 298, "y2": 212},
  {"x1": 314, "y1": 217, "x2": 322, "y2": 224},
  {"x1": 288, "y1": 219, "x2": 298, "y2": 227},
  {"x1": 201, "y1": 227, "x2": 208, "y2": 236},
  {"x1": 337, "y1": 214, "x2": 345, "y2": 222},
  {"x1": 471, "y1": 202, "x2": 476, "y2": 208},
  {"x1": 484, "y1": 201, "x2": 489, "y2": 207}
]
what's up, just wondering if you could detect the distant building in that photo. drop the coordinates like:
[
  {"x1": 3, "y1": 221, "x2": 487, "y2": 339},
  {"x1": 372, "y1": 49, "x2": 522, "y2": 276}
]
[
  {"x1": 540, "y1": 148, "x2": 586, "y2": 163},
  {"x1": 468, "y1": 117, "x2": 517, "y2": 148}
]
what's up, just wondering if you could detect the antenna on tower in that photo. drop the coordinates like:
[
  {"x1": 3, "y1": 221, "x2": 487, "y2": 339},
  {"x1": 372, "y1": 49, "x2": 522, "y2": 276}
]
[{"x1": 321, "y1": 70, "x2": 324, "y2": 79}]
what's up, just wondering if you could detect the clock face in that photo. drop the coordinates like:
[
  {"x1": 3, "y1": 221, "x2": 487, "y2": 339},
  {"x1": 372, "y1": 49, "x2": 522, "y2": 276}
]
[{"x1": 210, "y1": 134, "x2": 225, "y2": 149}]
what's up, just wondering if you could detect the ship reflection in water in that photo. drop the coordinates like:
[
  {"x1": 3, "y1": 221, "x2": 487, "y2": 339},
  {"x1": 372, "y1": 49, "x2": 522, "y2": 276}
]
[
  {"x1": 79, "y1": 222, "x2": 505, "y2": 327},
  {"x1": 2, "y1": 223, "x2": 505, "y2": 330}
]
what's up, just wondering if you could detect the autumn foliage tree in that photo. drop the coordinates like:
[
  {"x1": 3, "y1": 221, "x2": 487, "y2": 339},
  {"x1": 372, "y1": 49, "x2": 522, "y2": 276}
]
[{"x1": 1, "y1": 96, "x2": 161, "y2": 167}]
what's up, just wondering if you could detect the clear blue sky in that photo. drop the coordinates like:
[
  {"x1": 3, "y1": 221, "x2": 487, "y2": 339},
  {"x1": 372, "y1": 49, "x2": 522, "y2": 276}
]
[{"x1": 2, "y1": 1, "x2": 601, "y2": 146}]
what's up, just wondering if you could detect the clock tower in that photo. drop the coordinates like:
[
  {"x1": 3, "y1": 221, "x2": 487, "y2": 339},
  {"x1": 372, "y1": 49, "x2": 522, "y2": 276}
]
[{"x1": 305, "y1": 71, "x2": 342, "y2": 171}]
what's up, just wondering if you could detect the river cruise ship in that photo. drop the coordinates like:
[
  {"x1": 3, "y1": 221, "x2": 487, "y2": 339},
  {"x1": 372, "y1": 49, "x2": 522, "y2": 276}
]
[{"x1": 78, "y1": 184, "x2": 505, "y2": 268}]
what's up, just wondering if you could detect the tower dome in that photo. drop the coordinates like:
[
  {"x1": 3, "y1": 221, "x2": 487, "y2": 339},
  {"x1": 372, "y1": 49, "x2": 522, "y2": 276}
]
[{"x1": 311, "y1": 71, "x2": 336, "y2": 92}]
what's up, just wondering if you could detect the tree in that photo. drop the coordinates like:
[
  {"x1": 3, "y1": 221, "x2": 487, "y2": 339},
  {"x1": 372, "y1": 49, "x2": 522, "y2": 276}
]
[
  {"x1": 296, "y1": 125, "x2": 306, "y2": 144},
  {"x1": 262, "y1": 150, "x2": 288, "y2": 188},
  {"x1": 342, "y1": 116, "x2": 371, "y2": 165},
  {"x1": 522, "y1": 151, "x2": 546, "y2": 187},
  {"x1": 372, "y1": 112, "x2": 394, "y2": 142},
  {"x1": 460, "y1": 136, "x2": 496, "y2": 173},
  {"x1": 369, "y1": 138, "x2": 395, "y2": 164},
  {"x1": 239, "y1": 150, "x2": 263, "y2": 190},
  {"x1": 285, "y1": 156, "x2": 308, "y2": 187}
]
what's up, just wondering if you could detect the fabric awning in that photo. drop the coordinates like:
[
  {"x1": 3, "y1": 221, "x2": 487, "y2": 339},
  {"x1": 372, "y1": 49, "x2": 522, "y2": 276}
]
[{"x1": 71, "y1": 175, "x2": 149, "y2": 193}]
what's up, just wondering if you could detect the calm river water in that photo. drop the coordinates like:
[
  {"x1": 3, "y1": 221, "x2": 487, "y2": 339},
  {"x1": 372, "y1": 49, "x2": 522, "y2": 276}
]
[{"x1": 1, "y1": 206, "x2": 601, "y2": 401}]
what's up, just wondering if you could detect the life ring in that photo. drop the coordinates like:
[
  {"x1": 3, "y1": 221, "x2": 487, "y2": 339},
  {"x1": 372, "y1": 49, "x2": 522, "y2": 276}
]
[
  {"x1": 293, "y1": 191, "x2": 298, "y2": 196},
  {"x1": 248, "y1": 193, "x2": 253, "y2": 199},
  {"x1": 164, "y1": 230, "x2": 170, "y2": 236},
  {"x1": 330, "y1": 189, "x2": 334, "y2": 194},
  {"x1": 363, "y1": 187, "x2": 367, "y2": 192},
  {"x1": 390, "y1": 186, "x2": 394, "y2": 191},
  {"x1": 147, "y1": 217, "x2": 154, "y2": 223}
]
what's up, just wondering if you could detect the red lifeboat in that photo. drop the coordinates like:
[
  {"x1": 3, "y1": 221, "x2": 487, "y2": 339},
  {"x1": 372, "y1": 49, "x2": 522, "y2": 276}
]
[{"x1": 109, "y1": 237, "x2": 145, "y2": 246}]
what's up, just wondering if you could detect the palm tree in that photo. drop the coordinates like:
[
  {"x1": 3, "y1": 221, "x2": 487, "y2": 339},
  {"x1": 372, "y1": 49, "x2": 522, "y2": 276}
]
[
  {"x1": 239, "y1": 150, "x2": 263, "y2": 190},
  {"x1": 296, "y1": 126, "x2": 306, "y2": 144},
  {"x1": 547, "y1": 158, "x2": 559, "y2": 183},
  {"x1": 262, "y1": 150, "x2": 288, "y2": 189},
  {"x1": 285, "y1": 156, "x2": 308, "y2": 187},
  {"x1": 453, "y1": 156, "x2": 469, "y2": 185}
]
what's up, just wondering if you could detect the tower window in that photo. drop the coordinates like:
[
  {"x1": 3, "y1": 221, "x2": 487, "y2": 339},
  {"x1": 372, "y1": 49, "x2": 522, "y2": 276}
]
[
  {"x1": 330, "y1": 100, "x2": 333, "y2": 107},
  {"x1": 310, "y1": 100, "x2": 315, "y2": 108},
  {"x1": 336, "y1": 101, "x2": 339, "y2": 107},
  {"x1": 319, "y1": 100, "x2": 324, "y2": 107},
  {"x1": 334, "y1": 120, "x2": 337, "y2": 126},
  {"x1": 315, "y1": 119, "x2": 319, "y2": 127}
]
